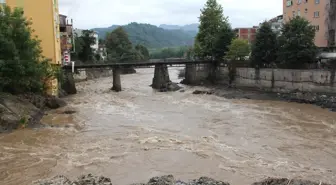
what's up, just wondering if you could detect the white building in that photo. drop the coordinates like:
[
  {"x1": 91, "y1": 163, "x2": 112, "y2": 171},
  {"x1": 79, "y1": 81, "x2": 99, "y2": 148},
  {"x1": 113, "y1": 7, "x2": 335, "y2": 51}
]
[
  {"x1": 269, "y1": 15, "x2": 284, "y2": 35},
  {"x1": 74, "y1": 28, "x2": 99, "y2": 52}
]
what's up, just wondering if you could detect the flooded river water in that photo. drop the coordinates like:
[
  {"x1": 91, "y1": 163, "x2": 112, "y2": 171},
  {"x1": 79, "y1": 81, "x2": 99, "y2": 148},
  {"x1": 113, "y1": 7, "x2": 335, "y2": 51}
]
[{"x1": 0, "y1": 68, "x2": 335, "y2": 185}]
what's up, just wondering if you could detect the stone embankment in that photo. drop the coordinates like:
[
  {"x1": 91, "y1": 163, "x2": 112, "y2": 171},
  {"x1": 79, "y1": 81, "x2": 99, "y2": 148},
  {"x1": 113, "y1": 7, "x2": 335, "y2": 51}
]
[
  {"x1": 190, "y1": 86, "x2": 336, "y2": 112},
  {"x1": 0, "y1": 93, "x2": 66, "y2": 132},
  {"x1": 35, "y1": 174, "x2": 331, "y2": 185}
]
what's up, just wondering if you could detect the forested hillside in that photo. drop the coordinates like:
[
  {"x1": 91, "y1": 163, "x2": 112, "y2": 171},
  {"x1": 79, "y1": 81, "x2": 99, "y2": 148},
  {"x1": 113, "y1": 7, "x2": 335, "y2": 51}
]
[
  {"x1": 92, "y1": 22, "x2": 197, "y2": 48},
  {"x1": 159, "y1": 23, "x2": 199, "y2": 32}
]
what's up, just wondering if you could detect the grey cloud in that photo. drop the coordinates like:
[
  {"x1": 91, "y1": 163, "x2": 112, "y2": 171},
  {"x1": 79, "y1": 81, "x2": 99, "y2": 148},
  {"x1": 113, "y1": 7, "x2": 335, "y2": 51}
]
[{"x1": 58, "y1": 0, "x2": 282, "y2": 29}]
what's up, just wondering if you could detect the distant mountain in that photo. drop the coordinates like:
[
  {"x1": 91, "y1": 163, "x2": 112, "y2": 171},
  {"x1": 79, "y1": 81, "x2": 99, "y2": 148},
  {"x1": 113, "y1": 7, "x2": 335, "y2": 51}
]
[
  {"x1": 159, "y1": 23, "x2": 199, "y2": 32},
  {"x1": 92, "y1": 22, "x2": 197, "y2": 48}
]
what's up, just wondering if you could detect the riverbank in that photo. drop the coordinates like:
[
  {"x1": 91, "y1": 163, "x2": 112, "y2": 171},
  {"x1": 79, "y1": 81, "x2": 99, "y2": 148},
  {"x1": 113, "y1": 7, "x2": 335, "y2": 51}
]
[
  {"x1": 35, "y1": 174, "x2": 331, "y2": 185},
  {"x1": 179, "y1": 69, "x2": 336, "y2": 112},
  {"x1": 190, "y1": 84, "x2": 336, "y2": 112},
  {"x1": 178, "y1": 66, "x2": 336, "y2": 111},
  {"x1": 0, "y1": 93, "x2": 67, "y2": 132}
]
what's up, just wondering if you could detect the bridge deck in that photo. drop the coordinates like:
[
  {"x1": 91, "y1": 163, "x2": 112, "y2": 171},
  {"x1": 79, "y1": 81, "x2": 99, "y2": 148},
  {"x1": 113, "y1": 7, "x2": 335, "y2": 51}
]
[{"x1": 62, "y1": 60, "x2": 216, "y2": 69}]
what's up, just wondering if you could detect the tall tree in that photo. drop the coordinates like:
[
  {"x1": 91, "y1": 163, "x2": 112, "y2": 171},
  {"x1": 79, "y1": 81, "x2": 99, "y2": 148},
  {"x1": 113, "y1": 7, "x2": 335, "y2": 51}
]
[
  {"x1": 226, "y1": 38, "x2": 250, "y2": 61},
  {"x1": 214, "y1": 23, "x2": 235, "y2": 60},
  {"x1": 78, "y1": 30, "x2": 96, "y2": 63},
  {"x1": 71, "y1": 35, "x2": 84, "y2": 61},
  {"x1": 277, "y1": 16, "x2": 317, "y2": 69},
  {"x1": 195, "y1": 0, "x2": 232, "y2": 60},
  {"x1": 135, "y1": 44, "x2": 150, "y2": 60},
  {"x1": 186, "y1": 47, "x2": 195, "y2": 60},
  {"x1": 105, "y1": 27, "x2": 133, "y2": 62},
  {"x1": 251, "y1": 21, "x2": 278, "y2": 68}
]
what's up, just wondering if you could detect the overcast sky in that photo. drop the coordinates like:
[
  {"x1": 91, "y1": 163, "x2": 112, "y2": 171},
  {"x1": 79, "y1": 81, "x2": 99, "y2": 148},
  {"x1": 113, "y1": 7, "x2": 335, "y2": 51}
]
[{"x1": 59, "y1": 0, "x2": 282, "y2": 29}]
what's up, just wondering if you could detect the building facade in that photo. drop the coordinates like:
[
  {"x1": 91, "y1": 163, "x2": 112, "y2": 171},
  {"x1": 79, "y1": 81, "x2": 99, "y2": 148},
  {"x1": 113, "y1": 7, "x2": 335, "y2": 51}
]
[
  {"x1": 283, "y1": 0, "x2": 336, "y2": 48},
  {"x1": 59, "y1": 14, "x2": 74, "y2": 65},
  {"x1": 5, "y1": 0, "x2": 61, "y2": 95},
  {"x1": 5, "y1": 0, "x2": 62, "y2": 64},
  {"x1": 268, "y1": 15, "x2": 284, "y2": 35},
  {"x1": 234, "y1": 27, "x2": 258, "y2": 44}
]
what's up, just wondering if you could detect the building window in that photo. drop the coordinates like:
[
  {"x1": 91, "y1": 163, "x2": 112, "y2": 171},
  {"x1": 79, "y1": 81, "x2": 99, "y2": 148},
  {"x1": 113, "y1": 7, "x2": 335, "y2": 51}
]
[
  {"x1": 304, "y1": 0, "x2": 308, "y2": 3},
  {"x1": 286, "y1": 0, "x2": 293, "y2": 7},
  {"x1": 298, "y1": 10, "x2": 301, "y2": 16},
  {"x1": 315, "y1": 0, "x2": 320, "y2": 4},
  {"x1": 329, "y1": 29, "x2": 335, "y2": 46},
  {"x1": 314, "y1": 25, "x2": 320, "y2": 31},
  {"x1": 305, "y1": 8, "x2": 308, "y2": 13},
  {"x1": 298, "y1": 0, "x2": 302, "y2": 4},
  {"x1": 314, "y1": 11, "x2": 320, "y2": 17},
  {"x1": 293, "y1": 11, "x2": 296, "y2": 16}
]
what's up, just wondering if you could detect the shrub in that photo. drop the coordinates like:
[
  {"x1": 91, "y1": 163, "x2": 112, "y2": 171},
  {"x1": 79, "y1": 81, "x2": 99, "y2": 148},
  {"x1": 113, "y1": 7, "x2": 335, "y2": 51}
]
[{"x1": 0, "y1": 5, "x2": 58, "y2": 94}]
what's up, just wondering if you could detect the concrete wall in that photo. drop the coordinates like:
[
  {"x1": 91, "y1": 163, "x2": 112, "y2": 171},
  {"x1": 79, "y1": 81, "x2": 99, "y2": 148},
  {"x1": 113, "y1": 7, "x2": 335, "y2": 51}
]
[
  {"x1": 194, "y1": 67, "x2": 336, "y2": 93},
  {"x1": 232, "y1": 68, "x2": 336, "y2": 93}
]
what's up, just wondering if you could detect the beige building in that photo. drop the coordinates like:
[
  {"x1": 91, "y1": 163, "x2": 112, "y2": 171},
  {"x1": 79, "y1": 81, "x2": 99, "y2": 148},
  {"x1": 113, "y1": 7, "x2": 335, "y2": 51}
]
[{"x1": 283, "y1": 0, "x2": 336, "y2": 48}]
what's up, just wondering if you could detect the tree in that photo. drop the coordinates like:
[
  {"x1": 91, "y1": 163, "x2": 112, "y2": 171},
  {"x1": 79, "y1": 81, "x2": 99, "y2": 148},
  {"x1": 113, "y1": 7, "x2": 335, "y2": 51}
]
[
  {"x1": 135, "y1": 44, "x2": 150, "y2": 60},
  {"x1": 105, "y1": 27, "x2": 133, "y2": 62},
  {"x1": 186, "y1": 47, "x2": 195, "y2": 60},
  {"x1": 78, "y1": 30, "x2": 96, "y2": 63},
  {"x1": 251, "y1": 21, "x2": 278, "y2": 68},
  {"x1": 149, "y1": 47, "x2": 189, "y2": 59},
  {"x1": 226, "y1": 38, "x2": 250, "y2": 60},
  {"x1": 277, "y1": 16, "x2": 317, "y2": 69},
  {"x1": 0, "y1": 5, "x2": 58, "y2": 93},
  {"x1": 98, "y1": 38, "x2": 105, "y2": 45},
  {"x1": 195, "y1": 0, "x2": 232, "y2": 60},
  {"x1": 213, "y1": 23, "x2": 235, "y2": 60},
  {"x1": 71, "y1": 35, "x2": 84, "y2": 61}
]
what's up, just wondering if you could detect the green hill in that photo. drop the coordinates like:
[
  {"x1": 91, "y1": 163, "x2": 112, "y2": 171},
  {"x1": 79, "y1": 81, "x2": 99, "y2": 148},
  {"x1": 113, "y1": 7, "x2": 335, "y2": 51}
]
[{"x1": 92, "y1": 22, "x2": 196, "y2": 48}]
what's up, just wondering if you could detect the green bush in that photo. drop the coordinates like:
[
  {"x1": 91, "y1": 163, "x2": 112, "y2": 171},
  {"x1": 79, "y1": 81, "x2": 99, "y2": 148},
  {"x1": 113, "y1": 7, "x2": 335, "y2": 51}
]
[
  {"x1": 226, "y1": 38, "x2": 250, "y2": 61},
  {"x1": 0, "y1": 5, "x2": 58, "y2": 94},
  {"x1": 277, "y1": 16, "x2": 318, "y2": 69}
]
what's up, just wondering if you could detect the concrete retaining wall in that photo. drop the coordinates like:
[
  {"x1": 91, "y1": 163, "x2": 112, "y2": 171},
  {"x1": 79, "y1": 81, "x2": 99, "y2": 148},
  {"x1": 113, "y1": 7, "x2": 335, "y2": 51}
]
[
  {"x1": 233, "y1": 68, "x2": 336, "y2": 93},
  {"x1": 195, "y1": 67, "x2": 336, "y2": 93}
]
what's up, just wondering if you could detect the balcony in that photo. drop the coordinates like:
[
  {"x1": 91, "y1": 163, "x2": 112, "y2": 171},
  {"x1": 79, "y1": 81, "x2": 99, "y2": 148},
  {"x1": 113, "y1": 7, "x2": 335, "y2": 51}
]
[{"x1": 59, "y1": 14, "x2": 67, "y2": 29}]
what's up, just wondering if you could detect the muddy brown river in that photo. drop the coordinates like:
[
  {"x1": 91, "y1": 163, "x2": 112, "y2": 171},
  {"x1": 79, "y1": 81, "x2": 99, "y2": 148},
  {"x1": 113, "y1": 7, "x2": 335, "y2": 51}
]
[{"x1": 0, "y1": 68, "x2": 336, "y2": 185}]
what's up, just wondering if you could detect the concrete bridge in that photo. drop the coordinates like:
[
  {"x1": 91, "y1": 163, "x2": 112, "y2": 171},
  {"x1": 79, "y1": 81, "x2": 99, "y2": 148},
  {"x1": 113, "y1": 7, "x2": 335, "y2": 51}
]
[{"x1": 62, "y1": 59, "x2": 219, "y2": 93}]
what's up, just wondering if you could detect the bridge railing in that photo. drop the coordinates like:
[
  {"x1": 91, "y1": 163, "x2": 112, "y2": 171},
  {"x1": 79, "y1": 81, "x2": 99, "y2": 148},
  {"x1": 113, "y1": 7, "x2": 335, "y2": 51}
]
[{"x1": 62, "y1": 59, "x2": 217, "y2": 70}]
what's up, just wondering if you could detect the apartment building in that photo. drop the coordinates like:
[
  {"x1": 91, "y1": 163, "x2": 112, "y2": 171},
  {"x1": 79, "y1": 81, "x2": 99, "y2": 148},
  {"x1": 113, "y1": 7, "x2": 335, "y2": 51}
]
[
  {"x1": 5, "y1": 0, "x2": 62, "y2": 64},
  {"x1": 283, "y1": 0, "x2": 336, "y2": 48},
  {"x1": 234, "y1": 27, "x2": 258, "y2": 44},
  {"x1": 4, "y1": 0, "x2": 61, "y2": 95},
  {"x1": 268, "y1": 15, "x2": 284, "y2": 34},
  {"x1": 60, "y1": 14, "x2": 74, "y2": 65}
]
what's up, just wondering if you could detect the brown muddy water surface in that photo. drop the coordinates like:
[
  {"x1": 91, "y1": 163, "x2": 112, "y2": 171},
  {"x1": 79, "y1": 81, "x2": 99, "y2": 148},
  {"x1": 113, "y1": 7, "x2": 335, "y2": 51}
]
[{"x1": 0, "y1": 68, "x2": 335, "y2": 185}]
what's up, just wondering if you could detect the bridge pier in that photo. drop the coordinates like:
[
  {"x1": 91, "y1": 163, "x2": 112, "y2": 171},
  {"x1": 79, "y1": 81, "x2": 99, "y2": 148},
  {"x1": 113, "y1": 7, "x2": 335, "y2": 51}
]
[
  {"x1": 61, "y1": 70, "x2": 77, "y2": 94},
  {"x1": 152, "y1": 64, "x2": 181, "y2": 91},
  {"x1": 183, "y1": 63, "x2": 197, "y2": 85},
  {"x1": 152, "y1": 64, "x2": 170, "y2": 89},
  {"x1": 112, "y1": 67, "x2": 121, "y2": 92}
]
